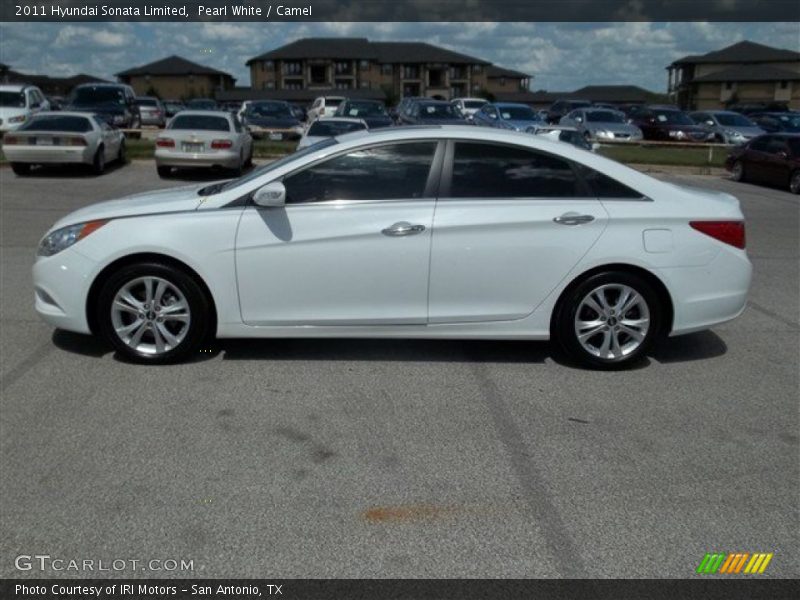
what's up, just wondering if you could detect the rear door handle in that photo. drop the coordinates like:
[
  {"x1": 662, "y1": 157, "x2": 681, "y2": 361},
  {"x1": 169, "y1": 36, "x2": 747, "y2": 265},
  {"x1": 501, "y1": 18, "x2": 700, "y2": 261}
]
[
  {"x1": 382, "y1": 221, "x2": 426, "y2": 236},
  {"x1": 554, "y1": 213, "x2": 595, "y2": 226}
]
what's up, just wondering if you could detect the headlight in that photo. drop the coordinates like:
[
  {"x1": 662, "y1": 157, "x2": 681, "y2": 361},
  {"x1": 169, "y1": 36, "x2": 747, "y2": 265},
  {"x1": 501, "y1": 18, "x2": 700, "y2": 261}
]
[
  {"x1": 725, "y1": 129, "x2": 744, "y2": 138},
  {"x1": 9, "y1": 114, "x2": 27, "y2": 123},
  {"x1": 668, "y1": 130, "x2": 682, "y2": 138},
  {"x1": 594, "y1": 130, "x2": 613, "y2": 138},
  {"x1": 292, "y1": 125, "x2": 304, "y2": 135},
  {"x1": 37, "y1": 220, "x2": 108, "y2": 257}
]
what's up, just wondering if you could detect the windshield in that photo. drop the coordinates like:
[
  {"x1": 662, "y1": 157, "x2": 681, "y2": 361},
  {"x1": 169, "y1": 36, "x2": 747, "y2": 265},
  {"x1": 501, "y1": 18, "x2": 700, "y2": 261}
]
[
  {"x1": 498, "y1": 106, "x2": 537, "y2": 121},
  {"x1": 342, "y1": 102, "x2": 387, "y2": 117},
  {"x1": 248, "y1": 103, "x2": 292, "y2": 118},
  {"x1": 586, "y1": 110, "x2": 625, "y2": 123},
  {"x1": 0, "y1": 91, "x2": 26, "y2": 107},
  {"x1": 187, "y1": 100, "x2": 216, "y2": 109},
  {"x1": 307, "y1": 120, "x2": 367, "y2": 137},
  {"x1": 715, "y1": 113, "x2": 755, "y2": 127},
  {"x1": 774, "y1": 114, "x2": 800, "y2": 131},
  {"x1": 418, "y1": 103, "x2": 460, "y2": 119},
  {"x1": 69, "y1": 87, "x2": 125, "y2": 106},
  {"x1": 653, "y1": 110, "x2": 694, "y2": 126},
  {"x1": 169, "y1": 115, "x2": 230, "y2": 131},
  {"x1": 325, "y1": 98, "x2": 343, "y2": 107},
  {"x1": 20, "y1": 115, "x2": 92, "y2": 132},
  {"x1": 202, "y1": 138, "x2": 339, "y2": 195},
  {"x1": 464, "y1": 100, "x2": 487, "y2": 109},
  {"x1": 136, "y1": 98, "x2": 159, "y2": 106}
]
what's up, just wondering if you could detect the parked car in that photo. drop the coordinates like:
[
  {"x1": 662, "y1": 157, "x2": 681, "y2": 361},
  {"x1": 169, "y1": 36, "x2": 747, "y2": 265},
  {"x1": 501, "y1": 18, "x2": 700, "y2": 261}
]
[
  {"x1": 390, "y1": 96, "x2": 425, "y2": 124},
  {"x1": 688, "y1": 111, "x2": 764, "y2": 144},
  {"x1": 65, "y1": 83, "x2": 139, "y2": 131},
  {"x1": 221, "y1": 101, "x2": 242, "y2": 115},
  {"x1": 32, "y1": 126, "x2": 751, "y2": 369},
  {"x1": 546, "y1": 99, "x2": 591, "y2": 124},
  {"x1": 750, "y1": 112, "x2": 800, "y2": 134},
  {"x1": 560, "y1": 108, "x2": 643, "y2": 142},
  {"x1": 617, "y1": 104, "x2": 649, "y2": 122},
  {"x1": 727, "y1": 102, "x2": 789, "y2": 115},
  {"x1": 186, "y1": 98, "x2": 218, "y2": 111},
  {"x1": 726, "y1": 133, "x2": 800, "y2": 194},
  {"x1": 297, "y1": 117, "x2": 367, "y2": 149},
  {"x1": 47, "y1": 96, "x2": 65, "y2": 111},
  {"x1": 307, "y1": 96, "x2": 345, "y2": 121},
  {"x1": 154, "y1": 110, "x2": 253, "y2": 177},
  {"x1": 334, "y1": 99, "x2": 393, "y2": 129},
  {"x1": 472, "y1": 102, "x2": 542, "y2": 131},
  {"x1": 630, "y1": 107, "x2": 714, "y2": 142},
  {"x1": 451, "y1": 97, "x2": 488, "y2": 119},
  {"x1": 163, "y1": 100, "x2": 185, "y2": 118},
  {"x1": 399, "y1": 100, "x2": 465, "y2": 125},
  {"x1": 237, "y1": 100, "x2": 253, "y2": 122},
  {"x1": 242, "y1": 101, "x2": 304, "y2": 140},
  {"x1": 135, "y1": 96, "x2": 166, "y2": 128},
  {"x1": 0, "y1": 84, "x2": 50, "y2": 132},
  {"x1": 2, "y1": 112, "x2": 125, "y2": 175},
  {"x1": 289, "y1": 103, "x2": 307, "y2": 122},
  {"x1": 529, "y1": 124, "x2": 595, "y2": 151}
]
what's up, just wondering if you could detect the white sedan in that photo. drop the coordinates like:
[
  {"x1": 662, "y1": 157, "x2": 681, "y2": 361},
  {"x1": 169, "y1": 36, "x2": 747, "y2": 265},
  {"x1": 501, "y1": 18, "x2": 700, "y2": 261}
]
[
  {"x1": 33, "y1": 126, "x2": 751, "y2": 368},
  {"x1": 297, "y1": 117, "x2": 367, "y2": 149},
  {"x1": 155, "y1": 110, "x2": 253, "y2": 177},
  {"x1": 3, "y1": 112, "x2": 125, "y2": 175}
]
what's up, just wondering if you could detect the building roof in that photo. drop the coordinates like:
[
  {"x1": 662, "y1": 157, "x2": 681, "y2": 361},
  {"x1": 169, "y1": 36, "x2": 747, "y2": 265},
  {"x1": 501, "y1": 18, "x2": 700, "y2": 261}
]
[
  {"x1": 487, "y1": 65, "x2": 531, "y2": 79},
  {"x1": 670, "y1": 40, "x2": 800, "y2": 66},
  {"x1": 246, "y1": 37, "x2": 490, "y2": 66},
  {"x1": 2, "y1": 70, "x2": 108, "y2": 92},
  {"x1": 117, "y1": 55, "x2": 234, "y2": 78},
  {"x1": 216, "y1": 87, "x2": 386, "y2": 103},
  {"x1": 569, "y1": 85, "x2": 658, "y2": 103},
  {"x1": 690, "y1": 64, "x2": 800, "y2": 83}
]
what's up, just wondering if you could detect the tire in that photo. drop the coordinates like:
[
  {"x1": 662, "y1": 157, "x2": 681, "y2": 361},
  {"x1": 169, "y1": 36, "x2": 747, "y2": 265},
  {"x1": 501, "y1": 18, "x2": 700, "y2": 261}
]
[
  {"x1": 96, "y1": 262, "x2": 213, "y2": 364},
  {"x1": 92, "y1": 146, "x2": 106, "y2": 175},
  {"x1": 730, "y1": 160, "x2": 746, "y2": 182},
  {"x1": 11, "y1": 163, "x2": 31, "y2": 176},
  {"x1": 157, "y1": 165, "x2": 172, "y2": 178},
  {"x1": 790, "y1": 170, "x2": 800, "y2": 195},
  {"x1": 554, "y1": 271, "x2": 662, "y2": 370},
  {"x1": 117, "y1": 140, "x2": 126, "y2": 164},
  {"x1": 231, "y1": 151, "x2": 244, "y2": 177},
  {"x1": 245, "y1": 146, "x2": 254, "y2": 168},
  {"x1": 130, "y1": 116, "x2": 142, "y2": 139}
]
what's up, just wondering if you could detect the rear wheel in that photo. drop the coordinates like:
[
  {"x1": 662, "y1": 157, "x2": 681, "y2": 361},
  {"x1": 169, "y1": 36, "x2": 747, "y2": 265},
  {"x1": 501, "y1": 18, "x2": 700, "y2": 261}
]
[
  {"x1": 117, "y1": 140, "x2": 127, "y2": 164},
  {"x1": 554, "y1": 271, "x2": 662, "y2": 369},
  {"x1": 731, "y1": 160, "x2": 746, "y2": 182},
  {"x1": 92, "y1": 146, "x2": 106, "y2": 175},
  {"x1": 790, "y1": 170, "x2": 800, "y2": 195},
  {"x1": 157, "y1": 165, "x2": 172, "y2": 178},
  {"x1": 96, "y1": 262, "x2": 212, "y2": 364},
  {"x1": 231, "y1": 150, "x2": 244, "y2": 177},
  {"x1": 11, "y1": 163, "x2": 31, "y2": 176}
]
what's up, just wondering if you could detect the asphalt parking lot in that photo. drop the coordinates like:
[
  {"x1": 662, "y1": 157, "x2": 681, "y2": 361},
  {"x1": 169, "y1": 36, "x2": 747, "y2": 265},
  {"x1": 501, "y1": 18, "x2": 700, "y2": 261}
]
[{"x1": 0, "y1": 161, "x2": 797, "y2": 579}]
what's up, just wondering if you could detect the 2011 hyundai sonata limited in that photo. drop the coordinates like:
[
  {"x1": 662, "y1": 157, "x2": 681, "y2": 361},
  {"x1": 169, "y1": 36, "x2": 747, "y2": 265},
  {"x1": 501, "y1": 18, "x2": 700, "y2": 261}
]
[{"x1": 33, "y1": 126, "x2": 752, "y2": 368}]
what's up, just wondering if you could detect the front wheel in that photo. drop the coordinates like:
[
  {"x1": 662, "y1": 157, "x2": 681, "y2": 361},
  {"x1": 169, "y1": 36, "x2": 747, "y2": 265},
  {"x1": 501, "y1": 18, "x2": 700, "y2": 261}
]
[
  {"x1": 157, "y1": 165, "x2": 172, "y2": 178},
  {"x1": 731, "y1": 160, "x2": 746, "y2": 182},
  {"x1": 554, "y1": 272, "x2": 662, "y2": 369},
  {"x1": 96, "y1": 262, "x2": 213, "y2": 364}
]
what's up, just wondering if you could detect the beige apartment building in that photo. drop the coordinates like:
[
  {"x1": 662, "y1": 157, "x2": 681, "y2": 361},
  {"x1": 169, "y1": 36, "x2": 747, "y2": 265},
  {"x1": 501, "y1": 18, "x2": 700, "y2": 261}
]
[
  {"x1": 117, "y1": 55, "x2": 236, "y2": 99},
  {"x1": 244, "y1": 38, "x2": 531, "y2": 103},
  {"x1": 667, "y1": 40, "x2": 800, "y2": 110}
]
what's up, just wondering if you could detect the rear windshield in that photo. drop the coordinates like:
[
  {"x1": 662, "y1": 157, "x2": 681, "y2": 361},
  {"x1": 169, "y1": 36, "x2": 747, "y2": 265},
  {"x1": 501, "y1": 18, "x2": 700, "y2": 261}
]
[
  {"x1": 169, "y1": 115, "x2": 230, "y2": 131},
  {"x1": 714, "y1": 113, "x2": 755, "y2": 127},
  {"x1": 324, "y1": 98, "x2": 343, "y2": 107},
  {"x1": 498, "y1": 106, "x2": 537, "y2": 120},
  {"x1": 418, "y1": 103, "x2": 460, "y2": 119},
  {"x1": 70, "y1": 87, "x2": 126, "y2": 106},
  {"x1": 652, "y1": 110, "x2": 694, "y2": 125},
  {"x1": 20, "y1": 115, "x2": 92, "y2": 132},
  {"x1": 341, "y1": 102, "x2": 387, "y2": 117},
  {"x1": 136, "y1": 98, "x2": 159, "y2": 106},
  {"x1": 0, "y1": 91, "x2": 26, "y2": 107},
  {"x1": 464, "y1": 100, "x2": 487, "y2": 109},
  {"x1": 307, "y1": 120, "x2": 367, "y2": 137},
  {"x1": 248, "y1": 103, "x2": 293, "y2": 118}
]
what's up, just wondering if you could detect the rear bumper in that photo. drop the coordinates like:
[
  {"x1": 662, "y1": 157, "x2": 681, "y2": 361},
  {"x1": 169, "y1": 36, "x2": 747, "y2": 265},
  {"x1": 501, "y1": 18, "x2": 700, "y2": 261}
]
[
  {"x1": 155, "y1": 148, "x2": 240, "y2": 169},
  {"x1": 3, "y1": 146, "x2": 93, "y2": 164}
]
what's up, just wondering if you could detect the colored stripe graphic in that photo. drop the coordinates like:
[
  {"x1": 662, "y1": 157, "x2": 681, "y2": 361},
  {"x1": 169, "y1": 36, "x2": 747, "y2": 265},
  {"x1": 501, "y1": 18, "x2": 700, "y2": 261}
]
[
  {"x1": 699, "y1": 552, "x2": 774, "y2": 575},
  {"x1": 697, "y1": 553, "x2": 727, "y2": 574}
]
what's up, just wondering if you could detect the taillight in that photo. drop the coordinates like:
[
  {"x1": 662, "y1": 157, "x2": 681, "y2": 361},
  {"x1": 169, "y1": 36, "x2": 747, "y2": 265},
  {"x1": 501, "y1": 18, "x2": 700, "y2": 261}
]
[
  {"x1": 690, "y1": 221, "x2": 746, "y2": 249},
  {"x1": 211, "y1": 139, "x2": 233, "y2": 149},
  {"x1": 66, "y1": 137, "x2": 87, "y2": 146},
  {"x1": 156, "y1": 138, "x2": 175, "y2": 147}
]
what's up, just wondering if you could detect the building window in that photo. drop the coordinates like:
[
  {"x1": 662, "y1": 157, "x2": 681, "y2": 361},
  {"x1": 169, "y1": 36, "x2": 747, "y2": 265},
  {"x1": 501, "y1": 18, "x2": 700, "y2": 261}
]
[
  {"x1": 335, "y1": 79, "x2": 352, "y2": 90},
  {"x1": 310, "y1": 65, "x2": 327, "y2": 85},
  {"x1": 359, "y1": 60, "x2": 370, "y2": 70},
  {"x1": 429, "y1": 69, "x2": 445, "y2": 88},
  {"x1": 381, "y1": 64, "x2": 393, "y2": 76},
  {"x1": 265, "y1": 61, "x2": 274, "y2": 71},
  {"x1": 360, "y1": 80, "x2": 370, "y2": 89},
  {"x1": 403, "y1": 65, "x2": 420, "y2": 79},
  {"x1": 450, "y1": 66, "x2": 467, "y2": 80},
  {"x1": 473, "y1": 65, "x2": 482, "y2": 74},
  {"x1": 779, "y1": 80, "x2": 788, "y2": 89},
  {"x1": 725, "y1": 82, "x2": 734, "y2": 90},
  {"x1": 283, "y1": 61, "x2": 302, "y2": 76},
  {"x1": 500, "y1": 77, "x2": 506, "y2": 86},
  {"x1": 265, "y1": 81, "x2": 275, "y2": 90},
  {"x1": 334, "y1": 61, "x2": 352, "y2": 75}
]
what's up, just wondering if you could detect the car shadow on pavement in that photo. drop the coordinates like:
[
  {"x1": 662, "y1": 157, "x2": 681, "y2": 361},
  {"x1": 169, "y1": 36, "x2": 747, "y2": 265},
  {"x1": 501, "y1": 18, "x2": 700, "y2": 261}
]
[
  {"x1": 11, "y1": 161, "x2": 128, "y2": 178},
  {"x1": 51, "y1": 330, "x2": 110, "y2": 357},
  {"x1": 649, "y1": 330, "x2": 728, "y2": 363}
]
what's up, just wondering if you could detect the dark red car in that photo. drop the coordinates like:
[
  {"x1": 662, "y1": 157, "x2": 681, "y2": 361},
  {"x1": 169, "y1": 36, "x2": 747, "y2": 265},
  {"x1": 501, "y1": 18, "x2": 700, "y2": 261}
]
[
  {"x1": 725, "y1": 133, "x2": 800, "y2": 194},
  {"x1": 630, "y1": 107, "x2": 713, "y2": 142}
]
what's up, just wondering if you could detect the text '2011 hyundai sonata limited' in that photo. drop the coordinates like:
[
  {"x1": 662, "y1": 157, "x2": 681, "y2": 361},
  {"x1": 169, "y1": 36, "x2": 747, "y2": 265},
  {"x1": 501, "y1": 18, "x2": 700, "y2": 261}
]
[{"x1": 33, "y1": 126, "x2": 752, "y2": 368}]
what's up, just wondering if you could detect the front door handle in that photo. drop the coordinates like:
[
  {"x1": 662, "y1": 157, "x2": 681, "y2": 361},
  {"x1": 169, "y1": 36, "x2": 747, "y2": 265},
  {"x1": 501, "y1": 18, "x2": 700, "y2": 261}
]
[
  {"x1": 553, "y1": 213, "x2": 595, "y2": 226},
  {"x1": 382, "y1": 221, "x2": 426, "y2": 237}
]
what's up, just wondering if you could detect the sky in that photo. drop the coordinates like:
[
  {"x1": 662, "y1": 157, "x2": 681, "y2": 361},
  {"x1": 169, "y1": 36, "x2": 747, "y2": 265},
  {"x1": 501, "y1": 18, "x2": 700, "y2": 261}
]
[{"x1": 0, "y1": 21, "x2": 798, "y2": 93}]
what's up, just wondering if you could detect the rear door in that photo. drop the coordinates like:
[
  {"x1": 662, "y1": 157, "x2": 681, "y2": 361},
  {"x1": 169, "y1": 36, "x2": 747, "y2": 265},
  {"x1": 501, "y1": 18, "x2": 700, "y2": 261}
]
[{"x1": 428, "y1": 140, "x2": 608, "y2": 323}]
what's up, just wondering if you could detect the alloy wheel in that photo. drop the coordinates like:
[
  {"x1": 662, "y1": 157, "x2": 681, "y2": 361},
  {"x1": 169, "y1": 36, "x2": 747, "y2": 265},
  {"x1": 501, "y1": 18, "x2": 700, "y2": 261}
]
[{"x1": 574, "y1": 284, "x2": 650, "y2": 360}]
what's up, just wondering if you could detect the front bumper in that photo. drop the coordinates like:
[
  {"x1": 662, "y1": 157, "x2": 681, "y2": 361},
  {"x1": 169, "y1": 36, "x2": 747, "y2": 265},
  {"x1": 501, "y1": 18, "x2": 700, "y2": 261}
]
[
  {"x1": 33, "y1": 247, "x2": 96, "y2": 334},
  {"x1": 155, "y1": 148, "x2": 240, "y2": 169}
]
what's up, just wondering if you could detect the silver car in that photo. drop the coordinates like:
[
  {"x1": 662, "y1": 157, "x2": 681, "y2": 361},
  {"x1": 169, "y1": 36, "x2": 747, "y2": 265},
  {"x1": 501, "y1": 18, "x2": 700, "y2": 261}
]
[
  {"x1": 2, "y1": 111, "x2": 125, "y2": 175},
  {"x1": 560, "y1": 108, "x2": 643, "y2": 142},
  {"x1": 297, "y1": 117, "x2": 367, "y2": 149},
  {"x1": 135, "y1": 96, "x2": 166, "y2": 128},
  {"x1": 689, "y1": 111, "x2": 765, "y2": 145},
  {"x1": 155, "y1": 111, "x2": 253, "y2": 177}
]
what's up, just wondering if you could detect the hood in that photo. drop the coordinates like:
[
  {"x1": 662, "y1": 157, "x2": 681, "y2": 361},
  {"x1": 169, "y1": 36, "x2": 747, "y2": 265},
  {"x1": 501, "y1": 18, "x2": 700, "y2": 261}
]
[
  {"x1": 501, "y1": 119, "x2": 540, "y2": 130},
  {"x1": 50, "y1": 183, "x2": 210, "y2": 231},
  {"x1": 246, "y1": 116, "x2": 299, "y2": 128},
  {"x1": 416, "y1": 118, "x2": 464, "y2": 125},
  {"x1": 0, "y1": 106, "x2": 29, "y2": 118}
]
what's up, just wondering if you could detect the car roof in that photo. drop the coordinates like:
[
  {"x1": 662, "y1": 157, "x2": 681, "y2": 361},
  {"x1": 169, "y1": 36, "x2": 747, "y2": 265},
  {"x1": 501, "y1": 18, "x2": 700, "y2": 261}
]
[
  {"x1": 171, "y1": 110, "x2": 231, "y2": 118},
  {"x1": 314, "y1": 117, "x2": 366, "y2": 123},
  {"x1": 28, "y1": 111, "x2": 95, "y2": 118},
  {"x1": 493, "y1": 102, "x2": 531, "y2": 108},
  {"x1": 0, "y1": 84, "x2": 32, "y2": 92}
]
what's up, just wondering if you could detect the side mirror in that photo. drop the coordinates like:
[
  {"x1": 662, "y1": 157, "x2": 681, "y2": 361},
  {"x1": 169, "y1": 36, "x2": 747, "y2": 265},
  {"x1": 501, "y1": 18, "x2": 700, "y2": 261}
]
[{"x1": 253, "y1": 182, "x2": 286, "y2": 207}]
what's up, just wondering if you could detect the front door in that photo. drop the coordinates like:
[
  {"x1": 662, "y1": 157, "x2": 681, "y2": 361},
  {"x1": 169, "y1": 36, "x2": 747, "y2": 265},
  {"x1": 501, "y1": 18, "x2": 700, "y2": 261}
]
[{"x1": 235, "y1": 141, "x2": 441, "y2": 326}]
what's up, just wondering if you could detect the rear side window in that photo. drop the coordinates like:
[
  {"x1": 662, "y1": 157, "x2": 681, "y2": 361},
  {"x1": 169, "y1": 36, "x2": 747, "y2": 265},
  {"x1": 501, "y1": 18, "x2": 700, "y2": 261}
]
[
  {"x1": 450, "y1": 142, "x2": 586, "y2": 198},
  {"x1": 283, "y1": 142, "x2": 436, "y2": 204},
  {"x1": 169, "y1": 115, "x2": 230, "y2": 132},
  {"x1": 575, "y1": 164, "x2": 644, "y2": 199}
]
